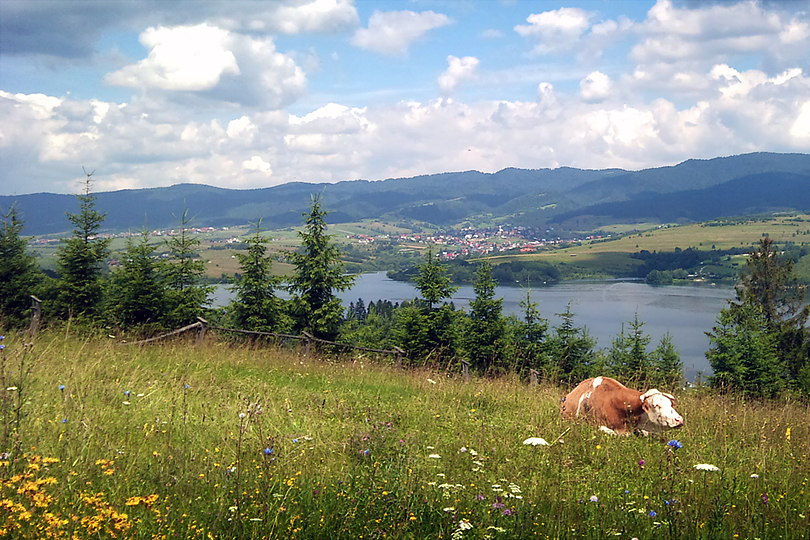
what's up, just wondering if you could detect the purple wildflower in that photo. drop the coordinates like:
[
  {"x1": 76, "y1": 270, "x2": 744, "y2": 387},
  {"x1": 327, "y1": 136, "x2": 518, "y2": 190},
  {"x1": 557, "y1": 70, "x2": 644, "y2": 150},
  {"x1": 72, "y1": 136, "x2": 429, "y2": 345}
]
[
  {"x1": 762, "y1": 493, "x2": 769, "y2": 505},
  {"x1": 502, "y1": 508, "x2": 513, "y2": 516}
]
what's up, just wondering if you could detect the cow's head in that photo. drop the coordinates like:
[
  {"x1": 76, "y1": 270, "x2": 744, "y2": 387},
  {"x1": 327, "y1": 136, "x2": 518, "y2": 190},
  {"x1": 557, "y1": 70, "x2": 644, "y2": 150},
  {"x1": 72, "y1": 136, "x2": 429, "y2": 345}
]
[{"x1": 638, "y1": 390, "x2": 683, "y2": 432}]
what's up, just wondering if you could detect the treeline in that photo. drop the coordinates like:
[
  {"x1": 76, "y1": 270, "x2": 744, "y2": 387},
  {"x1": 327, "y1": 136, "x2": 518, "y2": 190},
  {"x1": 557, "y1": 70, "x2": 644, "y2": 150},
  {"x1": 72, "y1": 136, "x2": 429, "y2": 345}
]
[
  {"x1": 2, "y1": 176, "x2": 808, "y2": 397},
  {"x1": 388, "y1": 259, "x2": 561, "y2": 286},
  {"x1": 634, "y1": 244, "x2": 810, "y2": 285}
]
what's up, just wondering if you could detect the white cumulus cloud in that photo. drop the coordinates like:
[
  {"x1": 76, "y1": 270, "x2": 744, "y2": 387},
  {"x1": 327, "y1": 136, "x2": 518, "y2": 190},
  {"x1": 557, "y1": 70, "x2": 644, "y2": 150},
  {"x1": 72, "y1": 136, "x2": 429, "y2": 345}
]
[
  {"x1": 352, "y1": 10, "x2": 452, "y2": 56},
  {"x1": 515, "y1": 7, "x2": 592, "y2": 54},
  {"x1": 106, "y1": 24, "x2": 239, "y2": 91},
  {"x1": 106, "y1": 24, "x2": 306, "y2": 109},
  {"x1": 580, "y1": 71, "x2": 613, "y2": 102},
  {"x1": 438, "y1": 56, "x2": 480, "y2": 95}
]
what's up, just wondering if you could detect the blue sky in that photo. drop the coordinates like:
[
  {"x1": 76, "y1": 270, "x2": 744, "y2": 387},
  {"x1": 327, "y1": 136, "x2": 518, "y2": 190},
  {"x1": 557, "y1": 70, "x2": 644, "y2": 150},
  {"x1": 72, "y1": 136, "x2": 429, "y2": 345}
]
[{"x1": 1, "y1": 0, "x2": 808, "y2": 195}]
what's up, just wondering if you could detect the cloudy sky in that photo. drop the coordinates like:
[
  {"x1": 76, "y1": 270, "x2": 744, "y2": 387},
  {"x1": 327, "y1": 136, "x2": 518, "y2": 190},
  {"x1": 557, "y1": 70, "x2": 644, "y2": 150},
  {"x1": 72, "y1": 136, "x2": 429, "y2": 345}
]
[{"x1": 1, "y1": 0, "x2": 809, "y2": 195}]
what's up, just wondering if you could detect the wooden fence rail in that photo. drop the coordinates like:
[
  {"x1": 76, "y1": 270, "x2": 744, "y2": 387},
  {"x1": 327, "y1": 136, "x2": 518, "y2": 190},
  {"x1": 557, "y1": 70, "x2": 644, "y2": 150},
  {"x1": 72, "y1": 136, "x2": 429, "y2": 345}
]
[{"x1": 122, "y1": 318, "x2": 406, "y2": 366}]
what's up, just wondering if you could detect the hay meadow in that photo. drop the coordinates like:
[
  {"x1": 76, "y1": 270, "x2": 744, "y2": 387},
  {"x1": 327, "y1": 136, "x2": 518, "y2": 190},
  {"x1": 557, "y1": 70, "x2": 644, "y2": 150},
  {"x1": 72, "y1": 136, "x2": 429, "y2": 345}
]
[{"x1": 1, "y1": 331, "x2": 808, "y2": 539}]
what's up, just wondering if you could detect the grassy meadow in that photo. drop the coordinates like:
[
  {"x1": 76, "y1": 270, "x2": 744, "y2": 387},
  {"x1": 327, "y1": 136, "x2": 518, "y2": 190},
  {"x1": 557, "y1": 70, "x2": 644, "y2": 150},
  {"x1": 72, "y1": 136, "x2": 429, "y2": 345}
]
[{"x1": 1, "y1": 331, "x2": 808, "y2": 539}]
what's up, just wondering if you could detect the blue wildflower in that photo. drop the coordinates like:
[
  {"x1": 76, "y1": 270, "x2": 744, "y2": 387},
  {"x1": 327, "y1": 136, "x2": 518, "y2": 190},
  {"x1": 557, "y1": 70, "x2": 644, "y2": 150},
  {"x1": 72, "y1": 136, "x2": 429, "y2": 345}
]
[
  {"x1": 649, "y1": 510, "x2": 657, "y2": 518},
  {"x1": 292, "y1": 438, "x2": 299, "y2": 443},
  {"x1": 361, "y1": 449, "x2": 370, "y2": 456},
  {"x1": 124, "y1": 390, "x2": 131, "y2": 396},
  {"x1": 59, "y1": 384, "x2": 65, "y2": 391},
  {"x1": 184, "y1": 384, "x2": 190, "y2": 390},
  {"x1": 263, "y1": 447, "x2": 274, "y2": 455},
  {"x1": 61, "y1": 418, "x2": 68, "y2": 423},
  {"x1": 667, "y1": 439, "x2": 683, "y2": 450},
  {"x1": 0, "y1": 345, "x2": 5, "y2": 351}
]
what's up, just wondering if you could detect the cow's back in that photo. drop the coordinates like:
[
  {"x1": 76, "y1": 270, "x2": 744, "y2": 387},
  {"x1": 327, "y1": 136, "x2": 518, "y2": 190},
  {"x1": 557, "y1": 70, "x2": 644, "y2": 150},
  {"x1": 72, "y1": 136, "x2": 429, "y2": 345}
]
[
  {"x1": 561, "y1": 377, "x2": 641, "y2": 431},
  {"x1": 561, "y1": 377, "x2": 598, "y2": 419}
]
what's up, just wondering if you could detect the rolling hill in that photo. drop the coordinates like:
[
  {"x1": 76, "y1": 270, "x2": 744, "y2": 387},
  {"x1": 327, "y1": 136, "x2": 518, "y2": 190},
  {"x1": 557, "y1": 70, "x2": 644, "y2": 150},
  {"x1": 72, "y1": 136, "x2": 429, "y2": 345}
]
[{"x1": 2, "y1": 152, "x2": 809, "y2": 235}]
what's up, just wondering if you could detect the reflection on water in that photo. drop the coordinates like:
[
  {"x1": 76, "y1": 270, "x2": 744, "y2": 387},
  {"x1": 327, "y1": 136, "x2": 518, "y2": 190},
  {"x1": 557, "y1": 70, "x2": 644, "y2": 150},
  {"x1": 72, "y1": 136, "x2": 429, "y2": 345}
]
[{"x1": 211, "y1": 272, "x2": 737, "y2": 381}]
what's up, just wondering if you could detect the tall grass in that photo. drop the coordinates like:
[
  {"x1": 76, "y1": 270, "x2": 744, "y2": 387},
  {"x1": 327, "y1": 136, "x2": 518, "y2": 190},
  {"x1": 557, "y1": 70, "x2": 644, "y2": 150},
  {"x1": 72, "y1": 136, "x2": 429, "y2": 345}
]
[{"x1": 1, "y1": 330, "x2": 807, "y2": 538}]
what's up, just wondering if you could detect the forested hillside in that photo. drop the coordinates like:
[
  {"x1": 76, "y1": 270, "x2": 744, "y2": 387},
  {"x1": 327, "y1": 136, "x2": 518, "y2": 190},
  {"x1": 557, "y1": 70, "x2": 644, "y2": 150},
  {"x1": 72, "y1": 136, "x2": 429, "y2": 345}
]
[{"x1": 3, "y1": 152, "x2": 808, "y2": 235}]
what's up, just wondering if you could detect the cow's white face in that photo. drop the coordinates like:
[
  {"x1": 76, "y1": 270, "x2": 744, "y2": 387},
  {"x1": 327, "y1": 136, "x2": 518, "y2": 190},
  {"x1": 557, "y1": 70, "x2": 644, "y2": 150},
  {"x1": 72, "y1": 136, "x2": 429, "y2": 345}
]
[{"x1": 639, "y1": 390, "x2": 683, "y2": 432}]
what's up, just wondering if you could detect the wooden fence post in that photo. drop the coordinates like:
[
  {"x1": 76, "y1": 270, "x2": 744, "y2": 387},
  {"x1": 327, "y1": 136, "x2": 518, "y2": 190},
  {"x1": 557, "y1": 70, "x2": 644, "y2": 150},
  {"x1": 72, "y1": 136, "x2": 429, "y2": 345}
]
[
  {"x1": 196, "y1": 317, "x2": 208, "y2": 345},
  {"x1": 28, "y1": 295, "x2": 42, "y2": 338},
  {"x1": 302, "y1": 332, "x2": 313, "y2": 357},
  {"x1": 393, "y1": 347, "x2": 405, "y2": 369},
  {"x1": 529, "y1": 369, "x2": 539, "y2": 387},
  {"x1": 461, "y1": 360, "x2": 470, "y2": 382}
]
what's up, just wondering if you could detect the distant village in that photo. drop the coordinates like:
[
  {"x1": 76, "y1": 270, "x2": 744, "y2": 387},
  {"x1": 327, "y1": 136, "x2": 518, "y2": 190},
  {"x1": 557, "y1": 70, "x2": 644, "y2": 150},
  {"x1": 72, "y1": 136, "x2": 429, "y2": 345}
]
[
  {"x1": 30, "y1": 223, "x2": 611, "y2": 260},
  {"x1": 346, "y1": 226, "x2": 611, "y2": 259}
]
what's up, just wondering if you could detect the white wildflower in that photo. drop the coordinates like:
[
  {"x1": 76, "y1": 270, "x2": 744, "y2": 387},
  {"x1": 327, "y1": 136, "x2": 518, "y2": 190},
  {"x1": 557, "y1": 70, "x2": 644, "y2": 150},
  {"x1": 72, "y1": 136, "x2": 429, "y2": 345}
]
[
  {"x1": 750, "y1": 474, "x2": 760, "y2": 479},
  {"x1": 427, "y1": 379, "x2": 437, "y2": 384},
  {"x1": 523, "y1": 437, "x2": 550, "y2": 446},
  {"x1": 429, "y1": 454, "x2": 442, "y2": 459},
  {"x1": 694, "y1": 463, "x2": 720, "y2": 472},
  {"x1": 458, "y1": 519, "x2": 473, "y2": 530}
]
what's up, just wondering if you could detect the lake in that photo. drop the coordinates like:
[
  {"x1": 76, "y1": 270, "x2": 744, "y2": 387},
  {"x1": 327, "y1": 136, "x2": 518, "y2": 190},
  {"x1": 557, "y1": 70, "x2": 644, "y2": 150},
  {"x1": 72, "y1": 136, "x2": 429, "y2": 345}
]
[{"x1": 211, "y1": 272, "x2": 737, "y2": 381}]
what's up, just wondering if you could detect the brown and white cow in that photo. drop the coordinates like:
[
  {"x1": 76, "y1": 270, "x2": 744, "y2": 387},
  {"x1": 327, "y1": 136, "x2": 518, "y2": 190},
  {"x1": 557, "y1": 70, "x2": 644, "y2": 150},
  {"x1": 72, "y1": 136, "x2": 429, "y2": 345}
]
[{"x1": 561, "y1": 376, "x2": 683, "y2": 436}]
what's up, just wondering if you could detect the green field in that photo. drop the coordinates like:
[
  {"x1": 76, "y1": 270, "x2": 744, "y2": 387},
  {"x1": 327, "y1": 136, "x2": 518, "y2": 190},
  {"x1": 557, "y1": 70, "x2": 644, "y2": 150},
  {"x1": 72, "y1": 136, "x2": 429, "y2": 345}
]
[
  {"x1": 488, "y1": 215, "x2": 810, "y2": 282},
  {"x1": 1, "y1": 331, "x2": 807, "y2": 539}
]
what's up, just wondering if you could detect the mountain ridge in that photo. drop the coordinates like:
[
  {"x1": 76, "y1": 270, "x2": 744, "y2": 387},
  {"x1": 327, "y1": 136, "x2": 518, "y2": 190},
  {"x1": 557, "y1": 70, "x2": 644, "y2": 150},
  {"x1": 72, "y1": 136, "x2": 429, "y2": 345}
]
[{"x1": 2, "y1": 152, "x2": 809, "y2": 235}]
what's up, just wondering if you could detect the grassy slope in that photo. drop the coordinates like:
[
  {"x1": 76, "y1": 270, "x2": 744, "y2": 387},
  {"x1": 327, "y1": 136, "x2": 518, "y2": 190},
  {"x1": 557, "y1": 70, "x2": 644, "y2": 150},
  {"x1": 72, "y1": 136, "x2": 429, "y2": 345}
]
[
  {"x1": 1, "y1": 332, "x2": 807, "y2": 539},
  {"x1": 488, "y1": 215, "x2": 810, "y2": 281}
]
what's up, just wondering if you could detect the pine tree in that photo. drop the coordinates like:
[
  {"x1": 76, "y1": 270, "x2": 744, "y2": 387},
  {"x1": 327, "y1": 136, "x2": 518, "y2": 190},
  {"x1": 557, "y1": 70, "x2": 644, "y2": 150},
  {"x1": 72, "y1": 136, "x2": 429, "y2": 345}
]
[
  {"x1": 607, "y1": 315, "x2": 652, "y2": 384},
  {"x1": 512, "y1": 288, "x2": 550, "y2": 375},
  {"x1": 464, "y1": 262, "x2": 505, "y2": 374},
  {"x1": 54, "y1": 170, "x2": 110, "y2": 320},
  {"x1": 163, "y1": 210, "x2": 213, "y2": 327},
  {"x1": 228, "y1": 222, "x2": 288, "y2": 332},
  {"x1": 413, "y1": 248, "x2": 457, "y2": 310},
  {"x1": 104, "y1": 231, "x2": 167, "y2": 330},
  {"x1": 706, "y1": 303, "x2": 784, "y2": 398},
  {"x1": 651, "y1": 333, "x2": 683, "y2": 388},
  {"x1": 545, "y1": 303, "x2": 597, "y2": 384},
  {"x1": 0, "y1": 205, "x2": 43, "y2": 328},
  {"x1": 708, "y1": 237, "x2": 809, "y2": 396},
  {"x1": 287, "y1": 196, "x2": 354, "y2": 341}
]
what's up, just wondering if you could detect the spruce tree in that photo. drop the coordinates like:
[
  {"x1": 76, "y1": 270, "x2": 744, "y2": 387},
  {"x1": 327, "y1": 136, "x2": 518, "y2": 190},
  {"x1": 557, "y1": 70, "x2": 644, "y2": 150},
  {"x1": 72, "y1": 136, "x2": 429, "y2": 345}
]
[
  {"x1": 607, "y1": 315, "x2": 652, "y2": 384},
  {"x1": 651, "y1": 333, "x2": 683, "y2": 388},
  {"x1": 287, "y1": 196, "x2": 354, "y2": 341},
  {"x1": 706, "y1": 303, "x2": 784, "y2": 398},
  {"x1": 708, "y1": 237, "x2": 809, "y2": 396},
  {"x1": 464, "y1": 262, "x2": 505, "y2": 374},
  {"x1": 54, "y1": 170, "x2": 110, "y2": 320},
  {"x1": 413, "y1": 247, "x2": 457, "y2": 310},
  {"x1": 0, "y1": 205, "x2": 43, "y2": 328},
  {"x1": 396, "y1": 248, "x2": 461, "y2": 365},
  {"x1": 228, "y1": 222, "x2": 288, "y2": 332},
  {"x1": 104, "y1": 231, "x2": 167, "y2": 330},
  {"x1": 163, "y1": 210, "x2": 213, "y2": 327},
  {"x1": 545, "y1": 303, "x2": 597, "y2": 384},
  {"x1": 513, "y1": 288, "x2": 550, "y2": 375}
]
